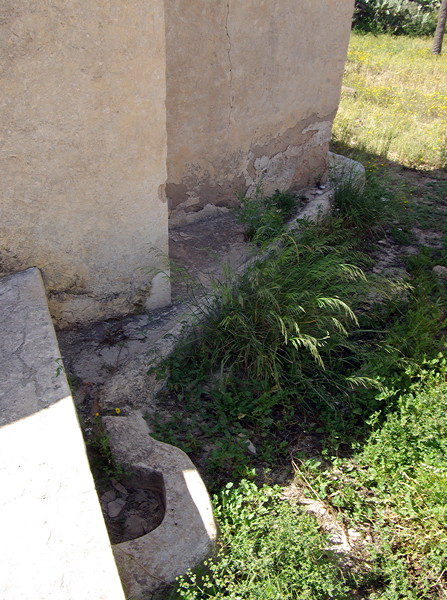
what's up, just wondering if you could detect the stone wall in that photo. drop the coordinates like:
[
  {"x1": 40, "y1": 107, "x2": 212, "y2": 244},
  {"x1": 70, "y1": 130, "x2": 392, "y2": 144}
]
[
  {"x1": 166, "y1": 0, "x2": 355, "y2": 226},
  {"x1": 0, "y1": 1, "x2": 170, "y2": 327}
]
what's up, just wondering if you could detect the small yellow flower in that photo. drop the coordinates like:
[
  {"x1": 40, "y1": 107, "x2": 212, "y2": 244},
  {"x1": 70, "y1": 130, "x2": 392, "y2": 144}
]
[
  {"x1": 115, "y1": 407, "x2": 121, "y2": 415},
  {"x1": 95, "y1": 412, "x2": 99, "y2": 417}
]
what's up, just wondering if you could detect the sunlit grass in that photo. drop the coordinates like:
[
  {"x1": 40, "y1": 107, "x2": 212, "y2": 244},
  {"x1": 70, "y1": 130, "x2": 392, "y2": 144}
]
[{"x1": 334, "y1": 33, "x2": 447, "y2": 169}]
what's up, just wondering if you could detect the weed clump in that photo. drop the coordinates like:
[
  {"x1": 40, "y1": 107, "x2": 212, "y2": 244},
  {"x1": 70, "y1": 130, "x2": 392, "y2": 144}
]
[
  {"x1": 236, "y1": 188, "x2": 298, "y2": 244},
  {"x1": 153, "y1": 179, "x2": 403, "y2": 482}
]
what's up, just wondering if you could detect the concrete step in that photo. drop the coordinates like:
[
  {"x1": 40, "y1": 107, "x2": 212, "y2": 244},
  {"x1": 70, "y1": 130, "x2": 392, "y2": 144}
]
[{"x1": 0, "y1": 268, "x2": 125, "y2": 600}]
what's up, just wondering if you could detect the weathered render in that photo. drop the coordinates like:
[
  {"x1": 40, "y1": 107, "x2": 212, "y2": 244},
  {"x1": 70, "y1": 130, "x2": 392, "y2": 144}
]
[
  {"x1": 0, "y1": 1, "x2": 170, "y2": 327},
  {"x1": 1, "y1": 0, "x2": 354, "y2": 325},
  {"x1": 166, "y1": 0, "x2": 355, "y2": 225},
  {"x1": 103, "y1": 412, "x2": 217, "y2": 600}
]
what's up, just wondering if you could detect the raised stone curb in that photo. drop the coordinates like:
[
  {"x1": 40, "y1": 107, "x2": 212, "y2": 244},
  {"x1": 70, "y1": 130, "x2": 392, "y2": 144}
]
[
  {"x1": 329, "y1": 151, "x2": 366, "y2": 190},
  {"x1": 59, "y1": 153, "x2": 366, "y2": 416},
  {"x1": 102, "y1": 411, "x2": 218, "y2": 600},
  {"x1": 0, "y1": 268, "x2": 125, "y2": 600}
]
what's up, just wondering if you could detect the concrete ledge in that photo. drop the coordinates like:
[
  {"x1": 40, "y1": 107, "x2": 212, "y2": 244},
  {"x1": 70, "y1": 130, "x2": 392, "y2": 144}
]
[
  {"x1": 0, "y1": 268, "x2": 125, "y2": 600},
  {"x1": 103, "y1": 411, "x2": 217, "y2": 600}
]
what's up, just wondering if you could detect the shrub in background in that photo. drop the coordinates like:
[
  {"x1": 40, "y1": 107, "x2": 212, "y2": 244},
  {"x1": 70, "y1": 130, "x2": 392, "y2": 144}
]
[{"x1": 353, "y1": 0, "x2": 439, "y2": 35}]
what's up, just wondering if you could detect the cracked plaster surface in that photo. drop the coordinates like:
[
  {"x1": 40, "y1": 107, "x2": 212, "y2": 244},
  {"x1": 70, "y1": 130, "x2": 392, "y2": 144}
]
[
  {"x1": 164, "y1": 0, "x2": 354, "y2": 223},
  {"x1": 225, "y1": 0, "x2": 233, "y2": 127},
  {"x1": 0, "y1": 268, "x2": 69, "y2": 427},
  {"x1": 244, "y1": 120, "x2": 333, "y2": 197},
  {"x1": 1, "y1": 0, "x2": 170, "y2": 327}
]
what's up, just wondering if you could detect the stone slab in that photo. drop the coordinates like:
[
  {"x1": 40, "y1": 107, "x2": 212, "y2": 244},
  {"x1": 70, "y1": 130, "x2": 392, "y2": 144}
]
[
  {"x1": 0, "y1": 268, "x2": 125, "y2": 600},
  {"x1": 329, "y1": 152, "x2": 366, "y2": 190},
  {"x1": 0, "y1": 268, "x2": 69, "y2": 426}
]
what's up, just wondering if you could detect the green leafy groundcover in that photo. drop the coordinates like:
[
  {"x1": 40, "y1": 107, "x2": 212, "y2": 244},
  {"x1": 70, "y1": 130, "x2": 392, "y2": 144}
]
[
  {"x1": 156, "y1": 162, "x2": 447, "y2": 597},
  {"x1": 360, "y1": 366, "x2": 447, "y2": 596},
  {"x1": 167, "y1": 352, "x2": 447, "y2": 600},
  {"x1": 299, "y1": 360, "x2": 447, "y2": 598},
  {"x1": 170, "y1": 480, "x2": 350, "y2": 600}
]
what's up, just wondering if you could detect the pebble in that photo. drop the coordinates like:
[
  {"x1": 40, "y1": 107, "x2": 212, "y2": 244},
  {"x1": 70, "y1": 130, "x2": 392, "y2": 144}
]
[
  {"x1": 238, "y1": 433, "x2": 257, "y2": 454},
  {"x1": 101, "y1": 490, "x2": 117, "y2": 503},
  {"x1": 341, "y1": 85, "x2": 357, "y2": 97},
  {"x1": 108, "y1": 498, "x2": 126, "y2": 518},
  {"x1": 123, "y1": 514, "x2": 148, "y2": 539},
  {"x1": 433, "y1": 265, "x2": 447, "y2": 280},
  {"x1": 111, "y1": 480, "x2": 129, "y2": 497}
]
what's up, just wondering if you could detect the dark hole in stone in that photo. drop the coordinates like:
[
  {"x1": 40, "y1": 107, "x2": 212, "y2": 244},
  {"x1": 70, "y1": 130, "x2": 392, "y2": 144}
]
[{"x1": 99, "y1": 466, "x2": 166, "y2": 544}]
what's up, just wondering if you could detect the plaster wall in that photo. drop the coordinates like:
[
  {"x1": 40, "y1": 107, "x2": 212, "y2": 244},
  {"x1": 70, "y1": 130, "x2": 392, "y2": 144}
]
[
  {"x1": 1, "y1": 0, "x2": 354, "y2": 324},
  {"x1": 165, "y1": 0, "x2": 355, "y2": 226},
  {"x1": 0, "y1": 1, "x2": 170, "y2": 327}
]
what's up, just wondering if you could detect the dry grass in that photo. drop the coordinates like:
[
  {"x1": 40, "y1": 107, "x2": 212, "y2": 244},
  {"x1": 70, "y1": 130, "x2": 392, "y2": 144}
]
[{"x1": 334, "y1": 33, "x2": 447, "y2": 169}]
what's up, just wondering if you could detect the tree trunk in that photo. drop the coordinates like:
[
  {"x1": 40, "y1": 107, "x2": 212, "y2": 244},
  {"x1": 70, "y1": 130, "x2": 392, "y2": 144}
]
[{"x1": 432, "y1": 0, "x2": 447, "y2": 54}]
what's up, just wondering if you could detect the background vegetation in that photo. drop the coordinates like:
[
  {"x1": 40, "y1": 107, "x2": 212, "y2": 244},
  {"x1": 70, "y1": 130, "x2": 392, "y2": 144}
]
[{"x1": 353, "y1": 0, "x2": 440, "y2": 36}]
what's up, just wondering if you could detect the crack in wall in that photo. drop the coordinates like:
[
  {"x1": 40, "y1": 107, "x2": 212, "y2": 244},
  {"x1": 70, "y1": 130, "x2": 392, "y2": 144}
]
[{"x1": 225, "y1": 0, "x2": 233, "y2": 127}]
